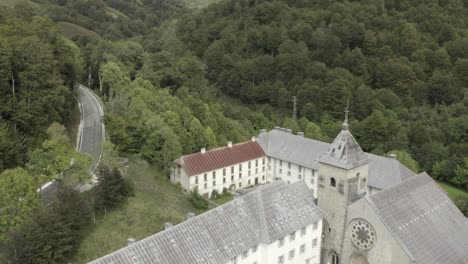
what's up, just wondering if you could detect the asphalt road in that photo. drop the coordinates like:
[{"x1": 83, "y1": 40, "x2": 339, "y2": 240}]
[
  {"x1": 77, "y1": 84, "x2": 105, "y2": 174},
  {"x1": 40, "y1": 84, "x2": 104, "y2": 199}
]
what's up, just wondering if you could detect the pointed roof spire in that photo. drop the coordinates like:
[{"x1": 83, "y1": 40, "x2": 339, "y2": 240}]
[
  {"x1": 319, "y1": 101, "x2": 368, "y2": 169},
  {"x1": 342, "y1": 100, "x2": 350, "y2": 131}
]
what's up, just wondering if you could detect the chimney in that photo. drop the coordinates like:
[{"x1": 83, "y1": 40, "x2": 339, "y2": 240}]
[
  {"x1": 251, "y1": 136, "x2": 256, "y2": 142},
  {"x1": 260, "y1": 129, "x2": 267, "y2": 134},
  {"x1": 187, "y1": 212, "x2": 196, "y2": 219},
  {"x1": 297, "y1": 132, "x2": 304, "y2": 137},
  {"x1": 389, "y1": 154, "x2": 397, "y2": 160},
  {"x1": 164, "y1": 222, "x2": 173, "y2": 230},
  {"x1": 227, "y1": 141, "x2": 232, "y2": 148},
  {"x1": 128, "y1": 238, "x2": 136, "y2": 246},
  {"x1": 201, "y1": 148, "x2": 206, "y2": 154}
]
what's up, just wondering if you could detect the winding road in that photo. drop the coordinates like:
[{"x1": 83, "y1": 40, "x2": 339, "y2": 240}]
[
  {"x1": 40, "y1": 84, "x2": 104, "y2": 199},
  {"x1": 76, "y1": 84, "x2": 105, "y2": 175}
]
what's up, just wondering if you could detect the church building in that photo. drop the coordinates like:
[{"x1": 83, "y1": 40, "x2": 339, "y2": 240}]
[{"x1": 91, "y1": 116, "x2": 468, "y2": 264}]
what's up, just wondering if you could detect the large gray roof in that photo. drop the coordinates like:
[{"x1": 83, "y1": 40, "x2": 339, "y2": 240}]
[
  {"x1": 368, "y1": 173, "x2": 468, "y2": 264},
  {"x1": 257, "y1": 128, "x2": 416, "y2": 190},
  {"x1": 89, "y1": 181, "x2": 325, "y2": 264}
]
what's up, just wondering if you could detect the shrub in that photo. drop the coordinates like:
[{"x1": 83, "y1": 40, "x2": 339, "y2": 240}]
[{"x1": 191, "y1": 190, "x2": 208, "y2": 210}]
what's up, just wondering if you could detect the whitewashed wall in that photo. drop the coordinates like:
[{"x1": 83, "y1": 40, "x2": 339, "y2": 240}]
[
  {"x1": 223, "y1": 221, "x2": 323, "y2": 264},
  {"x1": 267, "y1": 157, "x2": 318, "y2": 199}
]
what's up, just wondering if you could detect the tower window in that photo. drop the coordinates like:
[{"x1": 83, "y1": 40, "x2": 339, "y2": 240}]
[{"x1": 330, "y1": 177, "x2": 336, "y2": 187}]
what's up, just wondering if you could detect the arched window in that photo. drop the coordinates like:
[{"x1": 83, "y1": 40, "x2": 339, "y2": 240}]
[
  {"x1": 328, "y1": 252, "x2": 339, "y2": 264},
  {"x1": 330, "y1": 177, "x2": 336, "y2": 187}
]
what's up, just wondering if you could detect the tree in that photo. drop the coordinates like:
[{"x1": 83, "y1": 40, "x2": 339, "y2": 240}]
[
  {"x1": 0, "y1": 119, "x2": 23, "y2": 172},
  {"x1": 27, "y1": 123, "x2": 92, "y2": 186},
  {"x1": 0, "y1": 168, "x2": 37, "y2": 235},
  {"x1": 386, "y1": 150, "x2": 419, "y2": 173},
  {"x1": 94, "y1": 166, "x2": 130, "y2": 212}
]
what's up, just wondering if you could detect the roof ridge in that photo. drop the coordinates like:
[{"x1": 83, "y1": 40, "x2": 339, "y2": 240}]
[{"x1": 181, "y1": 141, "x2": 258, "y2": 159}]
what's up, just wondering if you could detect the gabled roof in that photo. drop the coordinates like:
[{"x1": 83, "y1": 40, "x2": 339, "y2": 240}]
[
  {"x1": 319, "y1": 121, "x2": 368, "y2": 169},
  {"x1": 368, "y1": 173, "x2": 468, "y2": 264},
  {"x1": 89, "y1": 181, "x2": 325, "y2": 264},
  {"x1": 176, "y1": 141, "x2": 265, "y2": 176},
  {"x1": 257, "y1": 128, "x2": 416, "y2": 190},
  {"x1": 256, "y1": 128, "x2": 329, "y2": 170}
]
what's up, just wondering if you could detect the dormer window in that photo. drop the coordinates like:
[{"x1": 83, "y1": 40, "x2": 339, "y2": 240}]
[{"x1": 330, "y1": 177, "x2": 336, "y2": 187}]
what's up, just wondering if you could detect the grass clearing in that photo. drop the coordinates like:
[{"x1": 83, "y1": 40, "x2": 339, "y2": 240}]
[
  {"x1": 0, "y1": 0, "x2": 39, "y2": 8},
  {"x1": 437, "y1": 180, "x2": 468, "y2": 200},
  {"x1": 212, "y1": 193, "x2": 234, "y2": 205},
  {"x1": 58, "y1": 22, "x2": 101, "y2": 40},
  {"x1": 72, "y1": 158, "x2": 211, "y2": 263}
]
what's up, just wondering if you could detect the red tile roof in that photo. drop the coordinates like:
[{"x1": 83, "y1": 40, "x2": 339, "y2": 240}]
[{"x1": 178, "y1": 141, "x2": 266, "y2": 176}]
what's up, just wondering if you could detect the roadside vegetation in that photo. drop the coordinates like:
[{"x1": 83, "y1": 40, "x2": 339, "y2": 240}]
[{"x1": 72, "y1": 158, "x2": 212, "y2": 263}]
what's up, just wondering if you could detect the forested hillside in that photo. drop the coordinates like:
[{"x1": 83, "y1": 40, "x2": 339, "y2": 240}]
[{"x1": 176, "y1": 0, "x2": 468, "y2": 188}]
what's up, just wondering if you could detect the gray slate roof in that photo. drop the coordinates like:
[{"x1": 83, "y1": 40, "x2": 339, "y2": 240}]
[
  {"x1": 89, "y1": 181, "x2": 325, "y2": 264},
  {"x1": 368, "y1": 173, "x2": 468, "y2": 264},
  {"x1": 257, "y1": 128, "x2": 416, "y2": 190},
  {"x1": 318, "y1": 124, "x2": 368, "y2": 169}
]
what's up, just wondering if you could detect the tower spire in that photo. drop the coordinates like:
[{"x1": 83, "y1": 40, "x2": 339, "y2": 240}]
[{"x1": 342, "y1": 100, "x2": 350, "y2": 130}]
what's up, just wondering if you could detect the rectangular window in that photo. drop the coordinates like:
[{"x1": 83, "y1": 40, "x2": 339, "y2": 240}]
[
  {"x1": 231, "y1": 166, "x2": 234, "y2": 173},
  {"x1": 262, "y1": 175, "x2": 265, "y2": 180},
  {"x1": 280, "y1": 160, "x2": 283, "y2": 167},
  {"x1": 301, "y1": 227, "x2": 306, "y2": 236},
  {"x1": 239, "y1": 164, "x2": 242, "y2": 171},
  {"x1": 248, "y1": 179, "x2": 251, "y2": 185},
  {"x1": 248, "y1": 161, "x2": 251, "y2": 169},
  {"x1": 213, "y1": 180, "x2": 216, "y2": 186},
  {"x1": 288, "y1": 249, "x2": 295, "y2": 260},
  {"x1": 312, "y1": 238, "x2": 318, "y2": 247},
  {"x1": 262, "y1": 157, "x2": 265, "y2": 165},
  {"x1": 223, "y1": 168, "x2": 226, "y2": 176},
  {"x1": 239, "y1": 172, "x2": 242, "y2": 178},
  {"x1": 278, "y1": 237, "x2": 285, "y2": 247},
  {"x1": 204, "y1": 183, "x2": 207, "y2": 189},
  {"x1": 287, "y1": 171, "x2": 291, "y2": 176},
  {"x1": 279, "y1": 168, "x2": 282, "y2": 174},
  {"x1": 312, "y1": 170, "x2": 315, "y2": 176},
  {"x1": 223, "y1": 177, "x2": 226, "y2": 184},
  {"x1": 239, "y1": 182, "x2": 242, "y2": 188},
  {"x1": 195, "y1": 176, "x2": 199, "y2": 184},
  {"x1": 298, "y1": 174, "x2": 302, "y2": 180},
  {"x1": 300, "y1": 244, "x2": 305, "y2": 254},
  {"x1": 255, "y1": 159, "x2": 258, "y2": 167},
  {"x1": 262, "y1": 166, "x2": 265, "y2": 172},
  {"x1": 299, "y1": 165, "x2": 302, "y2": 172},
  {"x1": 248, "y1": 170, "x2": 251, "y2": 176},
  {"x1": 204, "y1": 174, "x2": 207, "y2": 181},
  {"x1": 289, "y1": 231, "x2": 296, "y2": 241},
  {"x1": 288, "y1": 162, "x2": 291, "y2": 169},
  {"x1": 313, "y1": 222, "x2": 318, "y2": 230},
  {"x1": 231, "y1": 175, "x2": 234, "y2": 181},
  {"x1": 255, "y1": 168, "x2": 258, "y2": 174},
  {"x1": 212, "y1": 171, "x2": 216, "y2": 178},
  {"x1": 278, "y1": 255, "x2": 284, "y2": 264}
]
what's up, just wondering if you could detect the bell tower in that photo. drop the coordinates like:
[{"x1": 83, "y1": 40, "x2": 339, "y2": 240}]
[{"x1": 317, "y1": 106, "x2": 368, "y2": 264}]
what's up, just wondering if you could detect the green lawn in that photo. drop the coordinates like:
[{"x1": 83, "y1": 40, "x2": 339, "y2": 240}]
[
  {"x1": 437, "y1": 180, "x2": 468, "y2": 200},
  {"x1": 72, "y1": 159, "x2": 210, "y2": 263},
  {"x1": 211, "y1": 193, "x2": 234, "y2": 205}
]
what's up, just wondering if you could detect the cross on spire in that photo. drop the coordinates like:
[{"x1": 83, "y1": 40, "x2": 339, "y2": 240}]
[{"x1": 342, "y1": 100, "x2": 350, "y2": 130}]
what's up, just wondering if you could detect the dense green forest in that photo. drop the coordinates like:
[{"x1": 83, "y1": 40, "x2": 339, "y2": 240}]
[
  {"x1": 0, "y1": 0, "x2": 467, "y2": 262},
  {"x1": 176, "y1": 0, "x2": 468, "y2": 188}
]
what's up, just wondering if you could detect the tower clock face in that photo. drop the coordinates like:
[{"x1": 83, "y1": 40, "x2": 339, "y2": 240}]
[{"x1": 350, "y1": 219, "x2": 376, "y2": 250}]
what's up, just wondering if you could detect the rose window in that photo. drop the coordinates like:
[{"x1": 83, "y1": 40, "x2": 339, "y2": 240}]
[{"x1": 350, "y1": 219, "x2": 376, "y2": 250}]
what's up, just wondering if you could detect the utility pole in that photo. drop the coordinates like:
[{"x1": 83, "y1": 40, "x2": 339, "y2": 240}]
[{"x1": 292, "y1": 96, "x2": 298, "y2": 121}]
